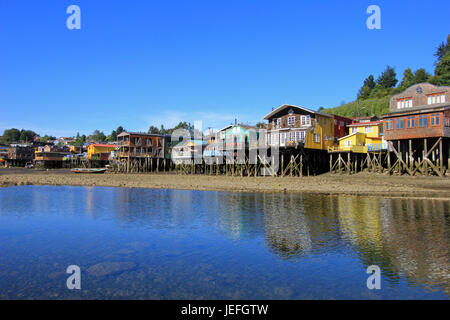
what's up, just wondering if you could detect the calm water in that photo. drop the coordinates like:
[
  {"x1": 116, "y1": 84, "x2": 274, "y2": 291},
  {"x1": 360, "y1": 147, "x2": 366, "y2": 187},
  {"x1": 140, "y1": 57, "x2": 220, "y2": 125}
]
[{"x1": 0, "y1": 186, "x2": 449, "y2": 299}]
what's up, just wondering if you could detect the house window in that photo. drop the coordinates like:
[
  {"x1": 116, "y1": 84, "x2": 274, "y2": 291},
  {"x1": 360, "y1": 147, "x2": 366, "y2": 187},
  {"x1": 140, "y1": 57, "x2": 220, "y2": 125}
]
[
  {"x1": 407, "y1": 116, "x2": 416, "y2": 128},
  {"x1": 364, "y1": 126, "x2": 372, "y2": 133},
  {"x1": 418, "y1": 115, "x2": 428, "y2": 127},
  {"x1": 427, "y1": 93, "x2": 446, "y2": 105},
  {"x1": 313, "y1": 133, "x2": 321, "y2": 143},
  {"x1": 344, "y1": 140, "x2": 351, "y2": 147},
  {"x1": 340, "y1": 121, "x2": 344, "y2": 127},
  {"x1": 352, "y1": 127, "x2": 358, "y2": 133},
  {"x1": 271, "y1": 133, "x2": 278, "y2": 145},
  {"x1": 280, "y1": 132, "x2": 287, "y2": 145},
  {"x1": 287, "y1": 116, "x2": 296, "y2": 126},
  {"x1": 323, "y1": 117, "x2": 327, "y2": 125},
  {"x1": 431, "y1": 114, "x2": 440, "y2": 126},
  {"x1": 396, "y1": 118, "x2": 404, "y2": 129},
  {"x1": 301, "y1": 115, "x2": 311, "y2": 126},
  {"x1": 397, "y1": 98, "x2": 412, "y2": 109},
  {"x1": 385, "y1": 119, "x2": 393, "y2": 130},
  {"x1": 277, "y1": 118, "x2": 282, "y2": 127}
]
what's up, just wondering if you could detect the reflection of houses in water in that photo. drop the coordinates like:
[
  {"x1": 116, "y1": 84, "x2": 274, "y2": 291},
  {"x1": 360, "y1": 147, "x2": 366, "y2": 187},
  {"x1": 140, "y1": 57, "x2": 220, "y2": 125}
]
[
  {"x1": 335, "y1": 196, "x2": 450, "y2": 295},
  {"x1": 262, "y1": 193, "x2": 313, "y2": 259},
  {"x1": 380, "y1": 199, "x2": 450, "y2": 294},
  {"x1": 214, "y1": 193, "x2": 265, "y2": 240},
  {"x1": 336, "y1": 196, "x2": 385, "y2": 253}
]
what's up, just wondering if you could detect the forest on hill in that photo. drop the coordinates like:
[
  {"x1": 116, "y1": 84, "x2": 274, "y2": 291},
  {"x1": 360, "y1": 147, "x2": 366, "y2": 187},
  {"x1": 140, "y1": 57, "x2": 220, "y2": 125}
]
[{"x1": 324, "y1": 35, "x2": 450, "y2": 118}]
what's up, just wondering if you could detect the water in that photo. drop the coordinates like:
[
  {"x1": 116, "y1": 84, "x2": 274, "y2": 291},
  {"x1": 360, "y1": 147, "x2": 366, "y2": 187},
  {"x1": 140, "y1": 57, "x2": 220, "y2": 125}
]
[{"x1": 0, "y1": 185, "x2": 448, "y2": 299}]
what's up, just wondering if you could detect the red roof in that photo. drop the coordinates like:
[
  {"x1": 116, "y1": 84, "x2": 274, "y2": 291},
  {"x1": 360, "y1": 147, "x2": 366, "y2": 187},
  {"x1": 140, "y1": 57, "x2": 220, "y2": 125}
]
[
  {"x1": 90, "y1": 144, "x2": 116, "y2": 148},
  {"x1": 348, "y1": 121, "x2": 382, "y2": 127}
]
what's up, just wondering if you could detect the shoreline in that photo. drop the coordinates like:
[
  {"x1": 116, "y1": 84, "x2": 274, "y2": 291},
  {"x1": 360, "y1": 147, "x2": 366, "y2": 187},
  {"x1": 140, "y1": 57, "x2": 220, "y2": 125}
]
[{"x1": 1, "y1": 168, "x2": 450, "y2": 199}]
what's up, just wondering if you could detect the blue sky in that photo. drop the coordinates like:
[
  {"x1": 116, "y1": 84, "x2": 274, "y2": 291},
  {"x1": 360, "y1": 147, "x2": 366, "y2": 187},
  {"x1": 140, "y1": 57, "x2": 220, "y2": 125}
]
[{"x1": 0, "y1": 0, "x2": 449, "y2": 137}]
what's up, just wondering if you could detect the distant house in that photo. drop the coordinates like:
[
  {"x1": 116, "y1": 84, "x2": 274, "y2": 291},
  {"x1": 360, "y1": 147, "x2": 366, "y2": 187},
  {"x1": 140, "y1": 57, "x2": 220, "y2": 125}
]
[
  {"x1": 116, "y1": 132, "x2": 171, "y2": 160},
  {"x1": 87, "y1": 143, "x2": 117, "y2": 160},
  {"x1": 172, "y1": 139, "x2": 206, "y2": 165},
  {"x1": 224, "y1": 124, "x2": 259, "y2": 150}
]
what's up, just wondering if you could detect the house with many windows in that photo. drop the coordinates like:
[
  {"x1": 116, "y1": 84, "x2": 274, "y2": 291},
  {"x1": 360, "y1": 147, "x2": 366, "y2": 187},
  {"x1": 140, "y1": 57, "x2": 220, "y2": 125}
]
[
  {"x1": 263, "y1": 104, "x2": 335, "y2": 150},
  {"x1": 381, "y1": 83, "x2": 450, "y2": 176},
  {"x1": 382, "y1": 83, "x2": 450, "y2": 141}
]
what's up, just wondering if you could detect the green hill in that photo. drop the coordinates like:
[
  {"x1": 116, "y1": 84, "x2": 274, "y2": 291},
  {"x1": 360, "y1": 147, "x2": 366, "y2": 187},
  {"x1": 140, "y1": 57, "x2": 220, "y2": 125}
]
[
  {"x1": 322, "y1": 35, "x2": 450, "y2": 119},
  {"x1": 323, "y1": 96, "x2": 390, "y2": 118}
]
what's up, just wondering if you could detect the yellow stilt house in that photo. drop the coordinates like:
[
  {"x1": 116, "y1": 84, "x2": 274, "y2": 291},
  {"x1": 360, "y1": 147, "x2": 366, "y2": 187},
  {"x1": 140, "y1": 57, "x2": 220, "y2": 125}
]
[{"x1": 333, "y1": 120, "x2": 386, "y2": 153}]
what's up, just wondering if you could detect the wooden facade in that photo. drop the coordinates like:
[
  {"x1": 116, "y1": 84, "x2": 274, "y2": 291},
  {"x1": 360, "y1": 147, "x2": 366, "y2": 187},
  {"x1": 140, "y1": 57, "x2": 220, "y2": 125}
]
[
  {"x1": 264, "y1": 104, "x2": 335, "y2": 150},
  {"x1": 381, "y1": 83, "x2": 450, "y2": 176},
  {"x1": 112, "y1": 132, "x2": 172, "y2": 172}
]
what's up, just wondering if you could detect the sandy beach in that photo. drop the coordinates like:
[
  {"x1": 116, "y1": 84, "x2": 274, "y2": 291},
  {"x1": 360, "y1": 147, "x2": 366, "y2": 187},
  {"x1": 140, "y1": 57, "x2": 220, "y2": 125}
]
[{"x1": 1, "y1": 168, "x2": 450, "y2": 199}]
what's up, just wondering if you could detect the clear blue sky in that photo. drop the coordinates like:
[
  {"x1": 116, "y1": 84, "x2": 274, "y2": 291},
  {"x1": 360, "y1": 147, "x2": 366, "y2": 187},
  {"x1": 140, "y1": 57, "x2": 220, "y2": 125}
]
[{"x1": 0, "y1": 0, "x2": 449, "y2": 137}]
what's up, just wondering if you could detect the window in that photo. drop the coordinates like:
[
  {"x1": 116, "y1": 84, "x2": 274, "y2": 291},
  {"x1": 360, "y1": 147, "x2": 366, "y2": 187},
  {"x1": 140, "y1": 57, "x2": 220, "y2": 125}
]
[
  {"x1": 277, "y1": 118, "x2": 282, "y2": 127},
  {"x1": 385, "y1": 119, "x2": 393, "y2": 130},
  {"x1": 344, "y1": 140, "x2": 351, "y2": 147},
  {"x1": 334, "y1": 119, "x2": 337, "y2": 125},
  {"x1": 396, "y1": 118, "x2": 404, "y2": 129},
  {"x1": 427, "y1": 93, "x2": 446, "y2": 105},
  {"x1": 280, "y1": 132, "x2": 287, "y2": 144},
  {"x1": 313, "y1": 133, "x2": 321, "y2": 143},
  {"x1": 323, "y1": 117, "x2": 327, "y2": 125},
  {"x1": 418, "y1": 115, "x2": 427, "y2": 127},
  {"x1": 340, "y1": 121, "x2": 344, "y2": 127},
  {"x1": 351, "y1": 127, "x2": 358, "y2": 133},
  {"x1": 301, "y1": 115, "x2": 311, "y2": 126},
  {"x1": 271, "y1": 133, "x2": 278, "y2": 145},
  {"x1": 397, "y1": 98, "x2": 412, "y2": 109},
  {"x1": 407, "y1": 116, "x2": 416, "y2": 128},
  {"x1": 287, "y1": 116, "x2": 296, "y2": 126},
  {"x1": 364, "y1": 126, "x2": 372, "y2": 133},
  {"x1": 431, "y1": 114, "x2": 440, "y2": 126}
]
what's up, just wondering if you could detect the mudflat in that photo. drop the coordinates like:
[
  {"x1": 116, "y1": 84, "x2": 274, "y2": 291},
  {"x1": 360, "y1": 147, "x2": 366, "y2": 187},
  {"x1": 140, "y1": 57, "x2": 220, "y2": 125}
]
[{"x1": 1, "y1": 168, "x2": 450, "y2": 199}]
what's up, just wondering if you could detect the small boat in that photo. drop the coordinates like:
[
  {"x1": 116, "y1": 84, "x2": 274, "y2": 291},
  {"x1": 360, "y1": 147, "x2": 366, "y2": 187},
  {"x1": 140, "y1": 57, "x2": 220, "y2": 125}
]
[{"x1": 71, "y1": 168, "x2": 107, "y2": 174}]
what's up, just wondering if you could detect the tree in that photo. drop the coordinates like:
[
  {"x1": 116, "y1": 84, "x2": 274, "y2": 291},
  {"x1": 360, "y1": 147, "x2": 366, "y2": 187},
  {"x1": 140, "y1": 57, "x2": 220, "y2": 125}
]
[
  {"x1": 357, "y1": 75, "x2": 376, "y2": 99},
  {"x1": 1, "y1": 128, "x2": 21, "y2": 144},
  {"x1": 148, "y1": 125, "x2": 159, "y2": 134},
  {"x1": 431, "y1": 52, "x2": 450, "y2": 86},
  {"x1": 413, "y1": 68, "x2": 431, "y2": 84},
  {"x1": 255, "y1": 122, "x2": 266, "y2": 128},
  {"x1": 88, "y1": 130, "x2": 106, "y2": 143},
  {"x1": 116, "y1": 126, "x2": 125, "y2": 135},
  {"x1": 72, "y1": 132, "x2": 86, "y2": 146},
  {"x1": 106, "y1": 130, "x2": 117, "y2": 142},
  {"x1": 400, "y1": 68, "x2": 415, "y2": 88},
  {"x1": 434, "y1": 35, "x2": 450, "y2": 64},
  {"x1": 376, "y1": 66, "x2": 398, "y2": 88},
  {"x1": 40, "y1": 135, "x2": 56, "y2": 143},
  {"x1": 19, "y1": 129, "x2": 37, "y2": 142}
]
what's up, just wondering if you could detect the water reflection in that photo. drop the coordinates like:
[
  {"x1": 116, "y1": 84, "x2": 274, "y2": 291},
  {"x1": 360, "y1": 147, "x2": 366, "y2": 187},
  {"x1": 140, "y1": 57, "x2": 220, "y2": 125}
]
[{"x1": 0, "y1": 186, "x2": 448, "y2": 299}]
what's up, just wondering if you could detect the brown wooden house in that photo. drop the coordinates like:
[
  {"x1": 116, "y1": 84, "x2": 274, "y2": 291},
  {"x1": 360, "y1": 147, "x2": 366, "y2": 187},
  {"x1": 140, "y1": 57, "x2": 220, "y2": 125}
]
[
  {"x1": 117, "y1": 132, "x2": 166, "y2": 159},
  {"x1": 381, "y1": 83, "x2": 450, "y2": 176}
]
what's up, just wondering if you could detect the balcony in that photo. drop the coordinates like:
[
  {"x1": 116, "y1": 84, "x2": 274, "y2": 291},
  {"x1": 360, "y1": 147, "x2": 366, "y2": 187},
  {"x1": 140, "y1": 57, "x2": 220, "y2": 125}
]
[{"x1": 267, "y1": 118, "x2": 314, "y2": 130}]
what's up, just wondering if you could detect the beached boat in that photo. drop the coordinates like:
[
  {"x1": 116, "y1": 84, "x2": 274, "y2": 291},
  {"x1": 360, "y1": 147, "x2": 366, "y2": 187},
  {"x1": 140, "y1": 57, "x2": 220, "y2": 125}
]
[{"x1": 71, "y1": 168, "x2": 107, "y2": 174}]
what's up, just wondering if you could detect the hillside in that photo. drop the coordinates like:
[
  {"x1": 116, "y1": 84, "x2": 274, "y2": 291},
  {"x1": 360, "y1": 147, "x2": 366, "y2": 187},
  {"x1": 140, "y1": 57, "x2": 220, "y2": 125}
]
[
  {"x1": 323, "y1": 35, "x2": 450, "y2": 118},
  {"x1": 323, "y1": 96, "x2": 390, "y2": 118}
]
